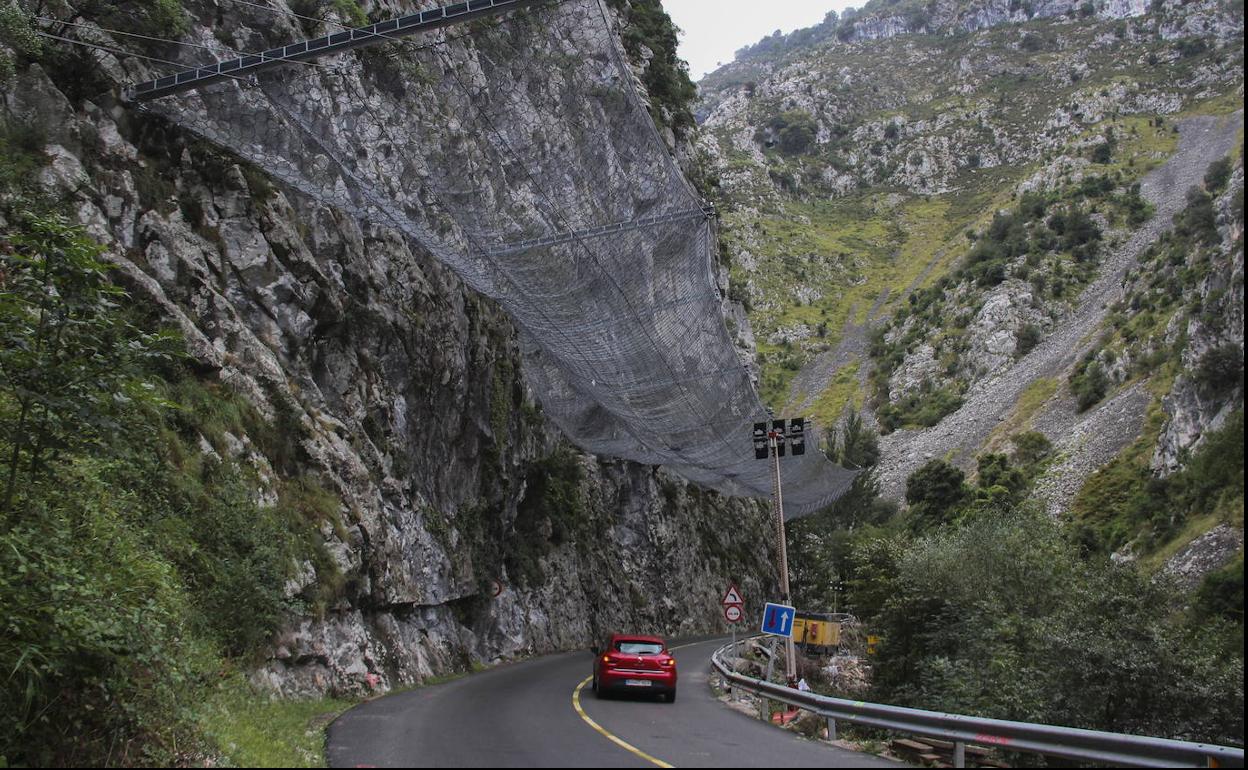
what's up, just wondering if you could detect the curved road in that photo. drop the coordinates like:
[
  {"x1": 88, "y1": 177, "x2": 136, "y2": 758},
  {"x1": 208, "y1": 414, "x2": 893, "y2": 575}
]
[{"x1": 327, "y1": 637, "x2": 901, "y2": 767}]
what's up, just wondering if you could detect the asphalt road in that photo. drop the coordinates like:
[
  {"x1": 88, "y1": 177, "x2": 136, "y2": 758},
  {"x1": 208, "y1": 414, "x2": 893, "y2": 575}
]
[{"x1": 327, "y1": 637, "x2": 902, "y2": 767}]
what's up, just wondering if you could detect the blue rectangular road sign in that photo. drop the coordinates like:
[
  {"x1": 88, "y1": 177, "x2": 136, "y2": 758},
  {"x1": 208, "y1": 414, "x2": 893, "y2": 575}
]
[{"x1": 761, "y1": 602, "x2": 796, "y2": 638}]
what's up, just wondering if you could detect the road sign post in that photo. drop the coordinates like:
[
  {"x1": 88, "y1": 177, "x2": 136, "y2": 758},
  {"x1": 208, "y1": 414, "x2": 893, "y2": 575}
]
[
  {"x1": 722, "y1": 583, "x2": 744, "y2": 652},
  {"x1": 753, "y1": 419, "x2": 804, "y2": 687},
  {"x1": 761, "y1": 601, "x2": 796, "y2": 637}
]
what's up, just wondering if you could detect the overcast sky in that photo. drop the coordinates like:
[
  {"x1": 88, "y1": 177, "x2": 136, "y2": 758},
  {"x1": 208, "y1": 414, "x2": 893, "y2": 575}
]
[{"x1": 664, "y1": 1, "x2": 858, "y2": 81}]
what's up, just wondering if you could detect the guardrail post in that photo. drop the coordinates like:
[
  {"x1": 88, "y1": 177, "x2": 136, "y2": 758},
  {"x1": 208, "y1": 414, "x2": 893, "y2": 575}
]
[
  {"x1": 954, "y1": 740, "x2": 965, "y2": 768},
  {"x1": 826, "y1": 716, "x2": 837, "y2": 741}
]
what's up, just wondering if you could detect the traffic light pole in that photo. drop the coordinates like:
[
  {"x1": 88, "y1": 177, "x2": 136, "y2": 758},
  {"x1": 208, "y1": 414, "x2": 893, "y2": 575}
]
[{"x1": 769, "y1": 431, "x2": 798, "y2": 687}]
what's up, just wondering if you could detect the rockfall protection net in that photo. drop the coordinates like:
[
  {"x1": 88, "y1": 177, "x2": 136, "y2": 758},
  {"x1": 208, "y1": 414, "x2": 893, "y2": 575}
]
[{"x1": 140, "y1": 0, "x2": 856, "y2": 517}]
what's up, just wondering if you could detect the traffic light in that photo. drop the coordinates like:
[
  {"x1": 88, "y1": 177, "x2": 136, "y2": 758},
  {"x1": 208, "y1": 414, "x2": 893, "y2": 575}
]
[
  {"x1": 752, "y1": 422, "x2": 769, "y2": 460},
  {"x1": 788, "y1": 417, "x2": 805, "y2": 455}
]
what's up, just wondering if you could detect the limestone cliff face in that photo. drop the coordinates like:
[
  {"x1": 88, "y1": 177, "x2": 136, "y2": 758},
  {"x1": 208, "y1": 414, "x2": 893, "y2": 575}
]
[
  {"x1": 1, "y1": 1, "x2": 774, "y2": 698},
  {"x1": 1151, "y1": 162, "x2": 1244, "y2": 474}
]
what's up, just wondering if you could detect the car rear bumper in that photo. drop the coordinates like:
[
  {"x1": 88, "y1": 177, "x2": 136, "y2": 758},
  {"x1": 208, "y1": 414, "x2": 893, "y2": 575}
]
[{"x1": 599, "y1": 669, "x2": 677, "y2": 693}]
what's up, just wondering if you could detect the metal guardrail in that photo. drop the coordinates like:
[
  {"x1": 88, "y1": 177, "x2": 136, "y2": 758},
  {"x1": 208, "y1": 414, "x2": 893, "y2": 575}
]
[{"x1": 711, "y1": 639, "x2": 1245, "y2": 768}]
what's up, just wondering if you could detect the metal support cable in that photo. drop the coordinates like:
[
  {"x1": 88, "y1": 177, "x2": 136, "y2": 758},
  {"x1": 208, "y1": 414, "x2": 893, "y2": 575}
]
[
  {"x1": 33, "y1": 30, "x2": 202, "y2": 70},
  {"x1": 34, "y1": 14, "x2": 348, "y2": 72}
]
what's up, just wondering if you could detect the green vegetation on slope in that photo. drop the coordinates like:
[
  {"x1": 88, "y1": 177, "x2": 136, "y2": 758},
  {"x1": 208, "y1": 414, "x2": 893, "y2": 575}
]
[
  {"x1": 788, "y1": 416, "x2": 1243, "y2": 744},
  {"x1": 724, "y1": 192, "x2": 971, "y2": 411},
  {"x1": 1071, "y1": 410, "x2": 1244, "y2": 556},
  {"x1": 1075, "y1": 155, "x2": 1243, "y2": 412},
  {"x1": 0, "y1": 210, "x2": 348, "y2": 765},
  {"x1": 870, "y1": 504, "x2": 1242, "y2": 742},
  {"x1": 702, "y1": 0, "x2": 1240, "y2": 419},
  {"x1": 605, "y1": 0, "x2": 697, "y2": 139},
  {"x1": 866, "y1": 167, "x2": 1145, "y2": 431}
]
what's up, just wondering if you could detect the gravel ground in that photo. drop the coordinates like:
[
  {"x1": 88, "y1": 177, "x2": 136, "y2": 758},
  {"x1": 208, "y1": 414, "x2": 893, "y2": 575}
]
[
  {"x1": 874, "y1": 111, "x2": 1244, "y2": 504},
  {"x1": 1030, "y1": 383, "x2": 1153, "y2": 517}
]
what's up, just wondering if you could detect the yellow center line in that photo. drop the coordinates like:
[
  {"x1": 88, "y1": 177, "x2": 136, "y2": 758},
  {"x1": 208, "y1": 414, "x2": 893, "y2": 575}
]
[
  {"x1": 569, "y1": 639, "x2": 712, "y2": 769},
  {"x1": 572, "y1": 677, "x2": 674, "y2": 768}
]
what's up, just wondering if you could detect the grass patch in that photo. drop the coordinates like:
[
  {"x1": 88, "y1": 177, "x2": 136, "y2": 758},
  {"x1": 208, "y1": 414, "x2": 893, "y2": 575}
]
[
  {"x1": 1137, "y1": 511, "x2": 1228, "y2": 574},
  {"x1": 1070, "y1": 410, "x2": 1244, "y2": 559},
  {"x1": 199, "y1": 676, "x2": 356, "y2": 768},
  {"x1": 983, "y1": 377, "x2": 1058, "y2": 453},
  {"x1": 730, "y1": 192, "x2": 982, "y2": 407},
  {"x1": 809, "y1": 361, "x2": 862, "y2": 426}
]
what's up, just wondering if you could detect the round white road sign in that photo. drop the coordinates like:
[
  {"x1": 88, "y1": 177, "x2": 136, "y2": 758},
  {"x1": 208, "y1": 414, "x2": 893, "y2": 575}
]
[{"x1": 724, "y1": 604, "x2": 743, "y2": 623}]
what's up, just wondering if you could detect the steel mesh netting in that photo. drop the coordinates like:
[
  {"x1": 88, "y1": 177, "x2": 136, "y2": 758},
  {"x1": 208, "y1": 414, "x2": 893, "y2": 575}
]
[{"x1": 140, "y1": 0, "x2": 855, "y2": 517}]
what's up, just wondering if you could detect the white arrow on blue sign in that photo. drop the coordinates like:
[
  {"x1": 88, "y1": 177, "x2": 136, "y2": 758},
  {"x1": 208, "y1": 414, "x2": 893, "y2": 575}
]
[{"x1": 761, "y1": 602, "x2": 796, "y2": 638}]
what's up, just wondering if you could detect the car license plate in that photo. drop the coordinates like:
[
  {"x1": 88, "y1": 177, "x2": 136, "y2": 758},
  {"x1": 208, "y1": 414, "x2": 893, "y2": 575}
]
[{"x1": 624, "y1": 679, "x2": 652, "y2": 687}]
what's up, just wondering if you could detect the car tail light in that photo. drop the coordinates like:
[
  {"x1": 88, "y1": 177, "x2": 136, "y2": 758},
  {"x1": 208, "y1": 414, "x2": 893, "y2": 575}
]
[
  {"x1": 601, "y1": 655, "x2": 611, "y2": 665},
  {"x1": 661, "y1": 657, "x2": 675, "y2": 667}
]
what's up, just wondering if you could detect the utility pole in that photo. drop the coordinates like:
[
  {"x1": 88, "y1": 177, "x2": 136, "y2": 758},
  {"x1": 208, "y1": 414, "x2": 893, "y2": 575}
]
[{"x1": 753, "y1": 418, "x2": 805, "y2": 688}]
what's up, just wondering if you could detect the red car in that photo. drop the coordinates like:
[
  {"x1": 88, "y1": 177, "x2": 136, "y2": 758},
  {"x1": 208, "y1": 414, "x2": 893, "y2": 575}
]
[{"x1": 591, "y1": 633, "x2": 677, "y2": 702}]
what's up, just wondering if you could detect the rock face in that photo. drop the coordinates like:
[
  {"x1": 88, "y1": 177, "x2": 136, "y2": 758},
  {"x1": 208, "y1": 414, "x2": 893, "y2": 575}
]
[
  {"x1": 1, "y1": 2, "x2": 776, "y2": 698},
  {"x1": 1162, "y1": 524, "x2": 1244, "y2": 593},
  {"x1": 699, "y1": 0, "x2": 1241, "y2": 198},
  {"x1": 1153, "y1": 164, "x2": 1246, "y2": 474}
]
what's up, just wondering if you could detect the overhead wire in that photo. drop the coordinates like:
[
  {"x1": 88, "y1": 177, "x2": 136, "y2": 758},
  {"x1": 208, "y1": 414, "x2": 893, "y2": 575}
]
[
  {"x1": 33, "y1": 13, "x2": 349, "y2": 72},
  {"x1": 33, "y1": 29, "x2": 201, "y2": 70}
]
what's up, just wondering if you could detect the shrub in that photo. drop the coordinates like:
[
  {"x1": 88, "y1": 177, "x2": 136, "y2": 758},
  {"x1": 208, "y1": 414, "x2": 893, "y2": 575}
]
[
  {"x1": 1010, "y1": 431, "x2": 1053, "y2": 467},
  {"x1": 0, "y1": 215, "x2": 179, "y2": 511},
  {"x1": 871, "y1": 506, "x2": 1244, "y2": 742},
  {"x1": 1174, "y1": 187, "x2": 1219, "y2": 245},
  {"x1": 905, "y1": 459, "x2": 967, "y2": 530},
  {"x1": 826, "y1": 409, "x2": 882, "y2": 469},
  {"x1": 1015, "y1": 324, "x2": 1042, "y2": 356},
  {"x1": 759, "y1": 110, "x2": 819, "y2": 155},
  {"x1": 1020, "y1": 32, "x2": 1047, "y2": 52},
  {"x1": 976, "y1": 453, "x2": 1026, "y2": 499},
  {"x1": 607, "y1": 0, "x2": 697, "y2": 138},
  {"x1": 1070, "y1": 356, "x2": 1109, "y2": 411},
  {"x1": 0, "y1": 215, "x2": 329, "y2": 765},
  {"x1": 1203, "y1": 157, "x2": 1233, "y2": 194},
  {"x1": 1193, "y1": 557, "x2": 1244, "y2": 626},
  {"x1": 1194, "y1": 344, "x2": 1244, "y2": 399}
]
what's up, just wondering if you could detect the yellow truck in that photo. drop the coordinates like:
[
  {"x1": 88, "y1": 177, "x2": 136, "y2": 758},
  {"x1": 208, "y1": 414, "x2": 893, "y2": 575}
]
[{"x1": 793, "y1": 612, "x2": 844, "y2": 655}]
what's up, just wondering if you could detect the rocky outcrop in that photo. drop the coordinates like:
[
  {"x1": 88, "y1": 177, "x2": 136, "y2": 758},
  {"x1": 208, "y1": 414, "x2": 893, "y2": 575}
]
[
  {"x1": 699, "y1": 1, "x2": 1241, "y2": 199},
  {"x1": 2, "y1": 2, "x2": 776, "y2": 699},
  {"x1": 1153, "y1": 164, "x2": 1245, "y2": 474},
  {"x1": 1162, "y1": 524, "x2": 1244, "y2": 593}
]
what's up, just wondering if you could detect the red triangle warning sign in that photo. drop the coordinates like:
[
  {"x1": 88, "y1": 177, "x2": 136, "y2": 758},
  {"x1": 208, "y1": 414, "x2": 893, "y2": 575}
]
[{"x1": 721, "y1": 584, "x2": 744, "y2": 606}]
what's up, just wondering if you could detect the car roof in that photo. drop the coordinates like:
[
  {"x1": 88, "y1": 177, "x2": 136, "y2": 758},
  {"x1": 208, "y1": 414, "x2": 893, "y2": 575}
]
[{"x1": 609, "y1": 633, "x2": 666, "y2": 644}]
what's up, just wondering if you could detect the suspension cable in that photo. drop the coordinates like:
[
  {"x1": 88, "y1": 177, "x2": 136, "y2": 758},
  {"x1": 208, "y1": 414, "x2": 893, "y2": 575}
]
[{"x1": 34, "y1": 14, "x2": 348, "y2": 72}]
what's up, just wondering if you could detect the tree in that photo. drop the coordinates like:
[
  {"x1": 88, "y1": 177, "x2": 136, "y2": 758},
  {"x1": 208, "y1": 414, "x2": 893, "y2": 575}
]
[
  {"x1": 826, "y1": 408, "x2": 881, "y2": 469},
  {"x1": 0, "y1": 215, "x2": 175, "y2": 514},
  {"x1": 905, "y1": 459, "x2": 967, "y2": 531},
  {"x1": 975, "y1": 452, "x2": 1026, "y2": 504},
  {"x1": 870, "y1": 506, "x2": 1244, "y2": 742}
]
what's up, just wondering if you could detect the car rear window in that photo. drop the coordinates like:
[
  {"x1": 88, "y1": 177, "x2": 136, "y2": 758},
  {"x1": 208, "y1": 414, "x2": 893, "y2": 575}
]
[{"x1": 615, "y1": 640, "x2": 664, "y2": 655}]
